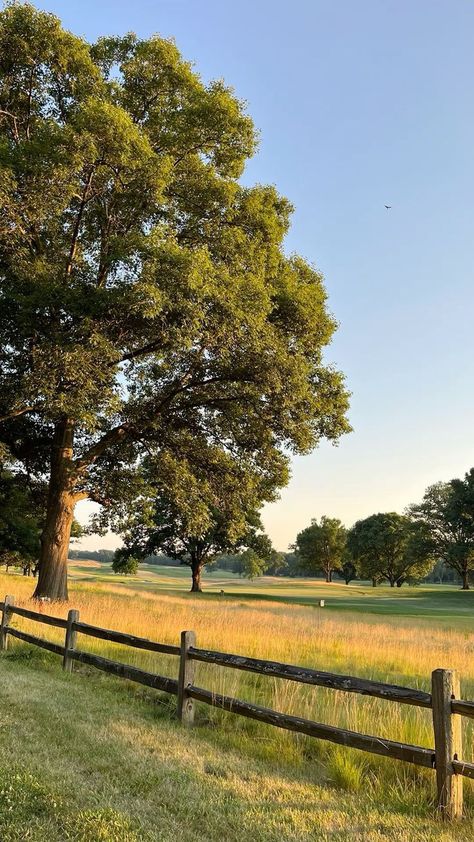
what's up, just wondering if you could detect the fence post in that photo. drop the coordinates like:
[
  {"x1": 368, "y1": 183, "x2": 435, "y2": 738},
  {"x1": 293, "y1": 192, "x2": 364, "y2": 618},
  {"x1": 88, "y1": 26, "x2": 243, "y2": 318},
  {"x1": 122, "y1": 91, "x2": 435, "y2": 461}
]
[
  {"x1": 431, "y1": 668, "x2": 463, "y2": 820},
  {"x1": 63, "y1": 609, "x2": 79, "y2": 672},
  {"x1": 0, "y1": 595, "x2": 15, "y2": 651},
  {"x1": 177, "y1": 630, "x2": 196, "y2": 725}
]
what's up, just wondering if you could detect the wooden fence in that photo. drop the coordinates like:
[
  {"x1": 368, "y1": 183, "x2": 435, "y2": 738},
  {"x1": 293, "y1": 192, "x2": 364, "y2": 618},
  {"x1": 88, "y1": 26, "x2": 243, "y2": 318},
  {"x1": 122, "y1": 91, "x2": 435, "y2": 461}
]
[{"x1": 1, "y1": 594, "x2": 473, "y2": 820}]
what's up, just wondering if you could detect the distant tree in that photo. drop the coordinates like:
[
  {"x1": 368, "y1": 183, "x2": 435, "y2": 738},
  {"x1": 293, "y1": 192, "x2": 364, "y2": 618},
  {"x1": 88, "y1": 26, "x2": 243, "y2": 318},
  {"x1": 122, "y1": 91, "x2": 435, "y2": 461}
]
[
  {"x1": 282, "y1": 552, "x2": 304, "y2": 577},
  {"x1": 69, "y1": 549, "x2": 116, "y2": 562},
  {"x1": 112, "y1": 549, "x2": 139, "y2": 576},
  {"x1": 143, "y1": 554, "x2": 178, "y2": 567},
  {"x1": 347, "y1": 517, "x2": 382, "y2": 586},
  {"x1": 295, "y1": 516, "x2": 347, "y2": 582},
  {"x1": 347, "y1": 513, "x2": 434, "y2": 587},
  {"x1": 117, "y1": 499, "x2": 271, "y2": 591},
  {"x1": 409, "y1": 470, "x2": 474, "y2": 590},
  {"x1": 0, "y1": 4, "x2": 350, "y2": 601},
  {"x1": 112, "y1": 447, "x2": 277, "y2": 592},
  {"x1": 210, "y1": 553, "x2": 237, "y2": 572},
  {"x1": 265, "y1": 549, "x2": 287, "y2": 576},
  {"x1": 233, "y1": 548, "x2": 268, "y2": 580},
  {"x1": 337, "y1": 557, "x2": 357, "y2": 585},
  {"x1": 424, "y1": 558, "x2": 456, "y2": 585}
]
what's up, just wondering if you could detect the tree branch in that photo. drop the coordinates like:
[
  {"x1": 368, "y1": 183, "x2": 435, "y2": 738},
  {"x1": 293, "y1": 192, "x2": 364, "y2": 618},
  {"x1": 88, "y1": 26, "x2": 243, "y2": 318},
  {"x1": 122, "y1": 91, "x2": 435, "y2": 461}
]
[
  {"x1": 109, "y1": 340, "x2": 164, "y2": 367},
  {"x1": 73, "y1": 373, "x2": 255, "y2": 472},
  {"x1": 74, "y1": 422, "x2": 134, "y2": 473},
  {"x1": 0, "y1": 109, "x2": 20, "y2": 143},
  {"x1": 65, "y1": 168, "x2": 94, "y2": 278},
  {"x1": 0, "y1": 405, "x2": 36, "y2": 424},
  {"x1": 72, "y1": 491, "x2": 89, "y2": 503}
]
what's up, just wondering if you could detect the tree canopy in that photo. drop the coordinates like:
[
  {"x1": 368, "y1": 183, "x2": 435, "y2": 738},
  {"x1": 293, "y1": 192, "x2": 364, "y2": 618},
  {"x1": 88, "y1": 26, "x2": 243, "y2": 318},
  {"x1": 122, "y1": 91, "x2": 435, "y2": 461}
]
[
  {"x1": 295, "y1": 516, "x2": 347, "y2": 582},
  {"x1": 112, "y1": 445, "x2": 277, "y2": 591},
  {"x1": 0, "y1": 3, "x2": 350, "y2": 600},
  {"x1": 347, "y1": 512, "x2": 434, "y2": 587},
  {"x1": 409, "y1": 470, "x2": 474, "y2": 590}
]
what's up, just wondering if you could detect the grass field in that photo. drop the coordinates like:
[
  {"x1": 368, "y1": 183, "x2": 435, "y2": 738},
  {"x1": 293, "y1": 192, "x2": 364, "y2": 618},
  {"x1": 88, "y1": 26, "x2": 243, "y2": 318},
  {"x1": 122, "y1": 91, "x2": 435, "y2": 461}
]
[
  {"x1": 69, "y1": 560, "x2": 474, "y2": 625},
  {"x1": 0, "y1": 564, "x2": 473, "y2": 841}
]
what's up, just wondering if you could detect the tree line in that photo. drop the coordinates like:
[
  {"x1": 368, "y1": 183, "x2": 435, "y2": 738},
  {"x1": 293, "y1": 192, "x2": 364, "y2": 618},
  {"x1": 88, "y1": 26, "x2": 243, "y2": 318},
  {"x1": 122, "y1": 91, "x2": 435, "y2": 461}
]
[
  {"x1": 110, "y1": 466, "x2": 474, "y2": 591},
  {"x1": 294, "y1": 469, "x2": 474, "y2": 590},
  {"x1": 2, "y1": 444, "x2": 474, "y2": 590}
]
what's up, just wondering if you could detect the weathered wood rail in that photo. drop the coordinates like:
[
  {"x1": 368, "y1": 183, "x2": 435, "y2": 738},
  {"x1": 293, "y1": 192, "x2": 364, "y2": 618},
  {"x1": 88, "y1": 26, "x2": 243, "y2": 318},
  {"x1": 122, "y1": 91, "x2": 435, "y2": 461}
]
[{"x1": 0, "y1": 595, "x2": 473, "y2": 820}]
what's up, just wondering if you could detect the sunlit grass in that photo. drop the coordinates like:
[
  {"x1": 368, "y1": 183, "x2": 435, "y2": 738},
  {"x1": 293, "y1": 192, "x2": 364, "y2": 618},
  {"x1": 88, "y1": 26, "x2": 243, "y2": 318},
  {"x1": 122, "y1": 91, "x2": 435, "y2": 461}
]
[{"x1": 0, "y1": 569, "x2": 473, "y2": 840}]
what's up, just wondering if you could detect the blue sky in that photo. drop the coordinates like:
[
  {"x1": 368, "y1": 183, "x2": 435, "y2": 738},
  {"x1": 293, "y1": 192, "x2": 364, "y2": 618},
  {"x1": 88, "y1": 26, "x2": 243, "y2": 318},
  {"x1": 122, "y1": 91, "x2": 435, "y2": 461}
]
[{"x1": 39, "y1": 0, "x2": 474, "y2": 550}]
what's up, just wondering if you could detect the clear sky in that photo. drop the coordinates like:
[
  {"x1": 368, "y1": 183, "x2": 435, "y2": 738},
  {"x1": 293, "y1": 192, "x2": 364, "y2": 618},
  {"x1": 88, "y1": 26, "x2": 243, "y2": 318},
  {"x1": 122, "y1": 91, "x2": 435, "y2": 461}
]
[{"x1": 39, "y1": 0, "x2": 474, "y2": 551}]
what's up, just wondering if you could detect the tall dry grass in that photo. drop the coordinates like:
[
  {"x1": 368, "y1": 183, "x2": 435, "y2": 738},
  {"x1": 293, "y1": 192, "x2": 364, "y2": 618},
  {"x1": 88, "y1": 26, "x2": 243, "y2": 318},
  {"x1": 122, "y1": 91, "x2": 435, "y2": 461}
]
[{"x1": 1, "y1": 572, "x2": 473, "y2": 788}]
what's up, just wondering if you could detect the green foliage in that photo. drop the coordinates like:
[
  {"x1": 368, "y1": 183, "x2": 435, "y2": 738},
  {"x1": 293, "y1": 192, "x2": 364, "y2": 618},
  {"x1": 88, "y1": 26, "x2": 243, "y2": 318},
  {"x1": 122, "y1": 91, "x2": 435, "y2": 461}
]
[
  {"x1": 337, "y1": 557, "x2": 358, "y2": 585},
  {"x1": 112, "y1": 549, "x2": 139, "y2": 576},
  {"x1": 409, "y1": 469, "x2": 474, "y2": 589},
  {"x1": 0, "y1": 3, "x2": 349, "y2": 599},
  {"x1": 113, "y1": 445, "x2": 276, "y2": 590},
  {"x1": 69, "y1": 549, "x2": 116, "y2": 562},
  {"x1": 295, "y1": 516, "x2": 347, "y2": 582},
  {"x1": 265, "y1": 549, "x2": 287, "y2": 575},
  {"x1": 0, "y1": 467, "x2": 43, "y2": 564},
  {"x1": 233, "y1": 548, "x2": 268, "y2": 579},
  {"x1": 347, "y1": 513, "x2": 434, "y2": 587}
]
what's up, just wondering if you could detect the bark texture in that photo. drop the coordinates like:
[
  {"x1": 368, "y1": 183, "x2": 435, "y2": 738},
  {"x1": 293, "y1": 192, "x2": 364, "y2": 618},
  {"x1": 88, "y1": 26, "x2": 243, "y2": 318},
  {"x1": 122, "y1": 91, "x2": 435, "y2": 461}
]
[
  {"x1": 190, "y1": 558, "x2": 204, "y2": 592},
  {"x1": 34, "y1": 419, "x2": 77, "y2": 601}
]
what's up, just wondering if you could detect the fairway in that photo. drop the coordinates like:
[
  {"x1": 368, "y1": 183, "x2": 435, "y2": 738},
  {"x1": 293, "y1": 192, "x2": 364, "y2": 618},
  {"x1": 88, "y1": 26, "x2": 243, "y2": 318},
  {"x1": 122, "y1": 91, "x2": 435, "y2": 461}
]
[{"x1": 67, "y1": 559, "x2": 474, "y2": 628}]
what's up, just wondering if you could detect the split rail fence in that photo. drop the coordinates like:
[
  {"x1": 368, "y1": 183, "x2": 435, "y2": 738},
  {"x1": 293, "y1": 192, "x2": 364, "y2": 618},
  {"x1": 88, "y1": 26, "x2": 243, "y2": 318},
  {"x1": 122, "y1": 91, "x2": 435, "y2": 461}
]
[{"x1": 1, "y1": 594, "x2": 473, "y2": 820}]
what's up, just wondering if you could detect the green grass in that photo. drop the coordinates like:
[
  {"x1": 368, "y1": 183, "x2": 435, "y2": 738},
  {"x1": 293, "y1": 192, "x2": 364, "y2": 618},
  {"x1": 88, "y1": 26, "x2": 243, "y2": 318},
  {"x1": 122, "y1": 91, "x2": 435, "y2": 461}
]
[
  {"x1": 0, "y1": 566, "x2": 473, "y2": 840},
  {"x1": 68, "y1": 559, "x2": 474, "y2": 628},
  {"x1": 0, "y1": 651, "x2": 472, "y2": 842}
]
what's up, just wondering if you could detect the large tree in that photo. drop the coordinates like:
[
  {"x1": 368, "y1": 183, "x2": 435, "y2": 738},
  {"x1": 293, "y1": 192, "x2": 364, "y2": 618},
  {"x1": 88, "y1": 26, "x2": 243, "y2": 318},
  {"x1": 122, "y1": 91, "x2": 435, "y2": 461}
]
[
  {"x1": 409, "y1": 470, "x2": 474, "y2": 590},
  {"x1": 295, "y1": 516, "x2": 347, "y2": 583},
  {"x1": 346, "y1": 512, "x2": 433, "y2": 587},
  {"x1": 0, "y1": 4, "x2": 349, "y2": 600}
]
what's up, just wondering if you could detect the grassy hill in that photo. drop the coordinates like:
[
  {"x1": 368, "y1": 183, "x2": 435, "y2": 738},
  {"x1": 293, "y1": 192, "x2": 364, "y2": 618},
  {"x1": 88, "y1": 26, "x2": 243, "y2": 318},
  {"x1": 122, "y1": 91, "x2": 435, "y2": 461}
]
[{"x1": 0, "y1": 568, "x2": 472, "y2": 841}]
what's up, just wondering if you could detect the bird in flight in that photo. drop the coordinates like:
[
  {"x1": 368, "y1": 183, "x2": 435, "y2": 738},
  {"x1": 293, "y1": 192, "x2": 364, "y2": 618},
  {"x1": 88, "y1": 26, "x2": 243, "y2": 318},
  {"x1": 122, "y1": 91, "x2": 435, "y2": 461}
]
[{"x1": 384, "y1": 204, "x2": 392, "y2": 209}]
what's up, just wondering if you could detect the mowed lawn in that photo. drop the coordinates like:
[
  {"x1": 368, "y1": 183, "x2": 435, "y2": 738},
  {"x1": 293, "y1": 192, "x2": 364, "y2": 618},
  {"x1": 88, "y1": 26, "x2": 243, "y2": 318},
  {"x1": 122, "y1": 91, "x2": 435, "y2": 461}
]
[
  {"x1": 0, "y1": 566, "x2": 473, "y2": 841},
  {"x1": 69, "y1": 559, "x2": 474, "y2": 627}
]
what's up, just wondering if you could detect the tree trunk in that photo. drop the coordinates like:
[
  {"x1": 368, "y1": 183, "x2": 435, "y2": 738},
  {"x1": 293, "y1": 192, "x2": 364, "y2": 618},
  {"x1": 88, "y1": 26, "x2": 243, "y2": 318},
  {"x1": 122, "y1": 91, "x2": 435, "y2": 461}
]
[
  {"x1": 389, "y1": 579, "x2": 395, "y2": 587},
  {"x1": 372, "y1": 577, "x2": 377, "y2": 587},
  {"x1": 190, "y1": 560, "x2": 204, "y2": 592},
  {"x1": 325, "y1": 567, "x2": 332, "y2": 583},
  {"x1": 33, "y1": 419, "x2": 77, "y2": 602},
  {"x1": 461, "y1": 568, "x2": 470, "y2": 590}
]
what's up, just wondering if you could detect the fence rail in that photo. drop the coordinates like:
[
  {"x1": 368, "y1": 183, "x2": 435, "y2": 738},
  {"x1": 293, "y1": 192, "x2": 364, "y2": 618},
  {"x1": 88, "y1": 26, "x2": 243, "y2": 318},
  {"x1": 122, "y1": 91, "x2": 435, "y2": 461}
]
[
  {"x1": 187, "y1": 647, "x2": 433, "y2": 708},
  {"x1": 0, "y1": 595, "x2": 472, "y2": 821}
]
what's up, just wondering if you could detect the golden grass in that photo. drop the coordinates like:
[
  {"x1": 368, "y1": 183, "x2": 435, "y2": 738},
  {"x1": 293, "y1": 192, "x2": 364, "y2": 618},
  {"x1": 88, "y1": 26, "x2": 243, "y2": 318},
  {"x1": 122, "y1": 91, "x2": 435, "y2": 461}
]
[
  {"x1": 2, "y1": 572, "x2": 473, "y2": 767},
  {"x1": 1, "y1": 571, "x2": 473, "y2": 839}
]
